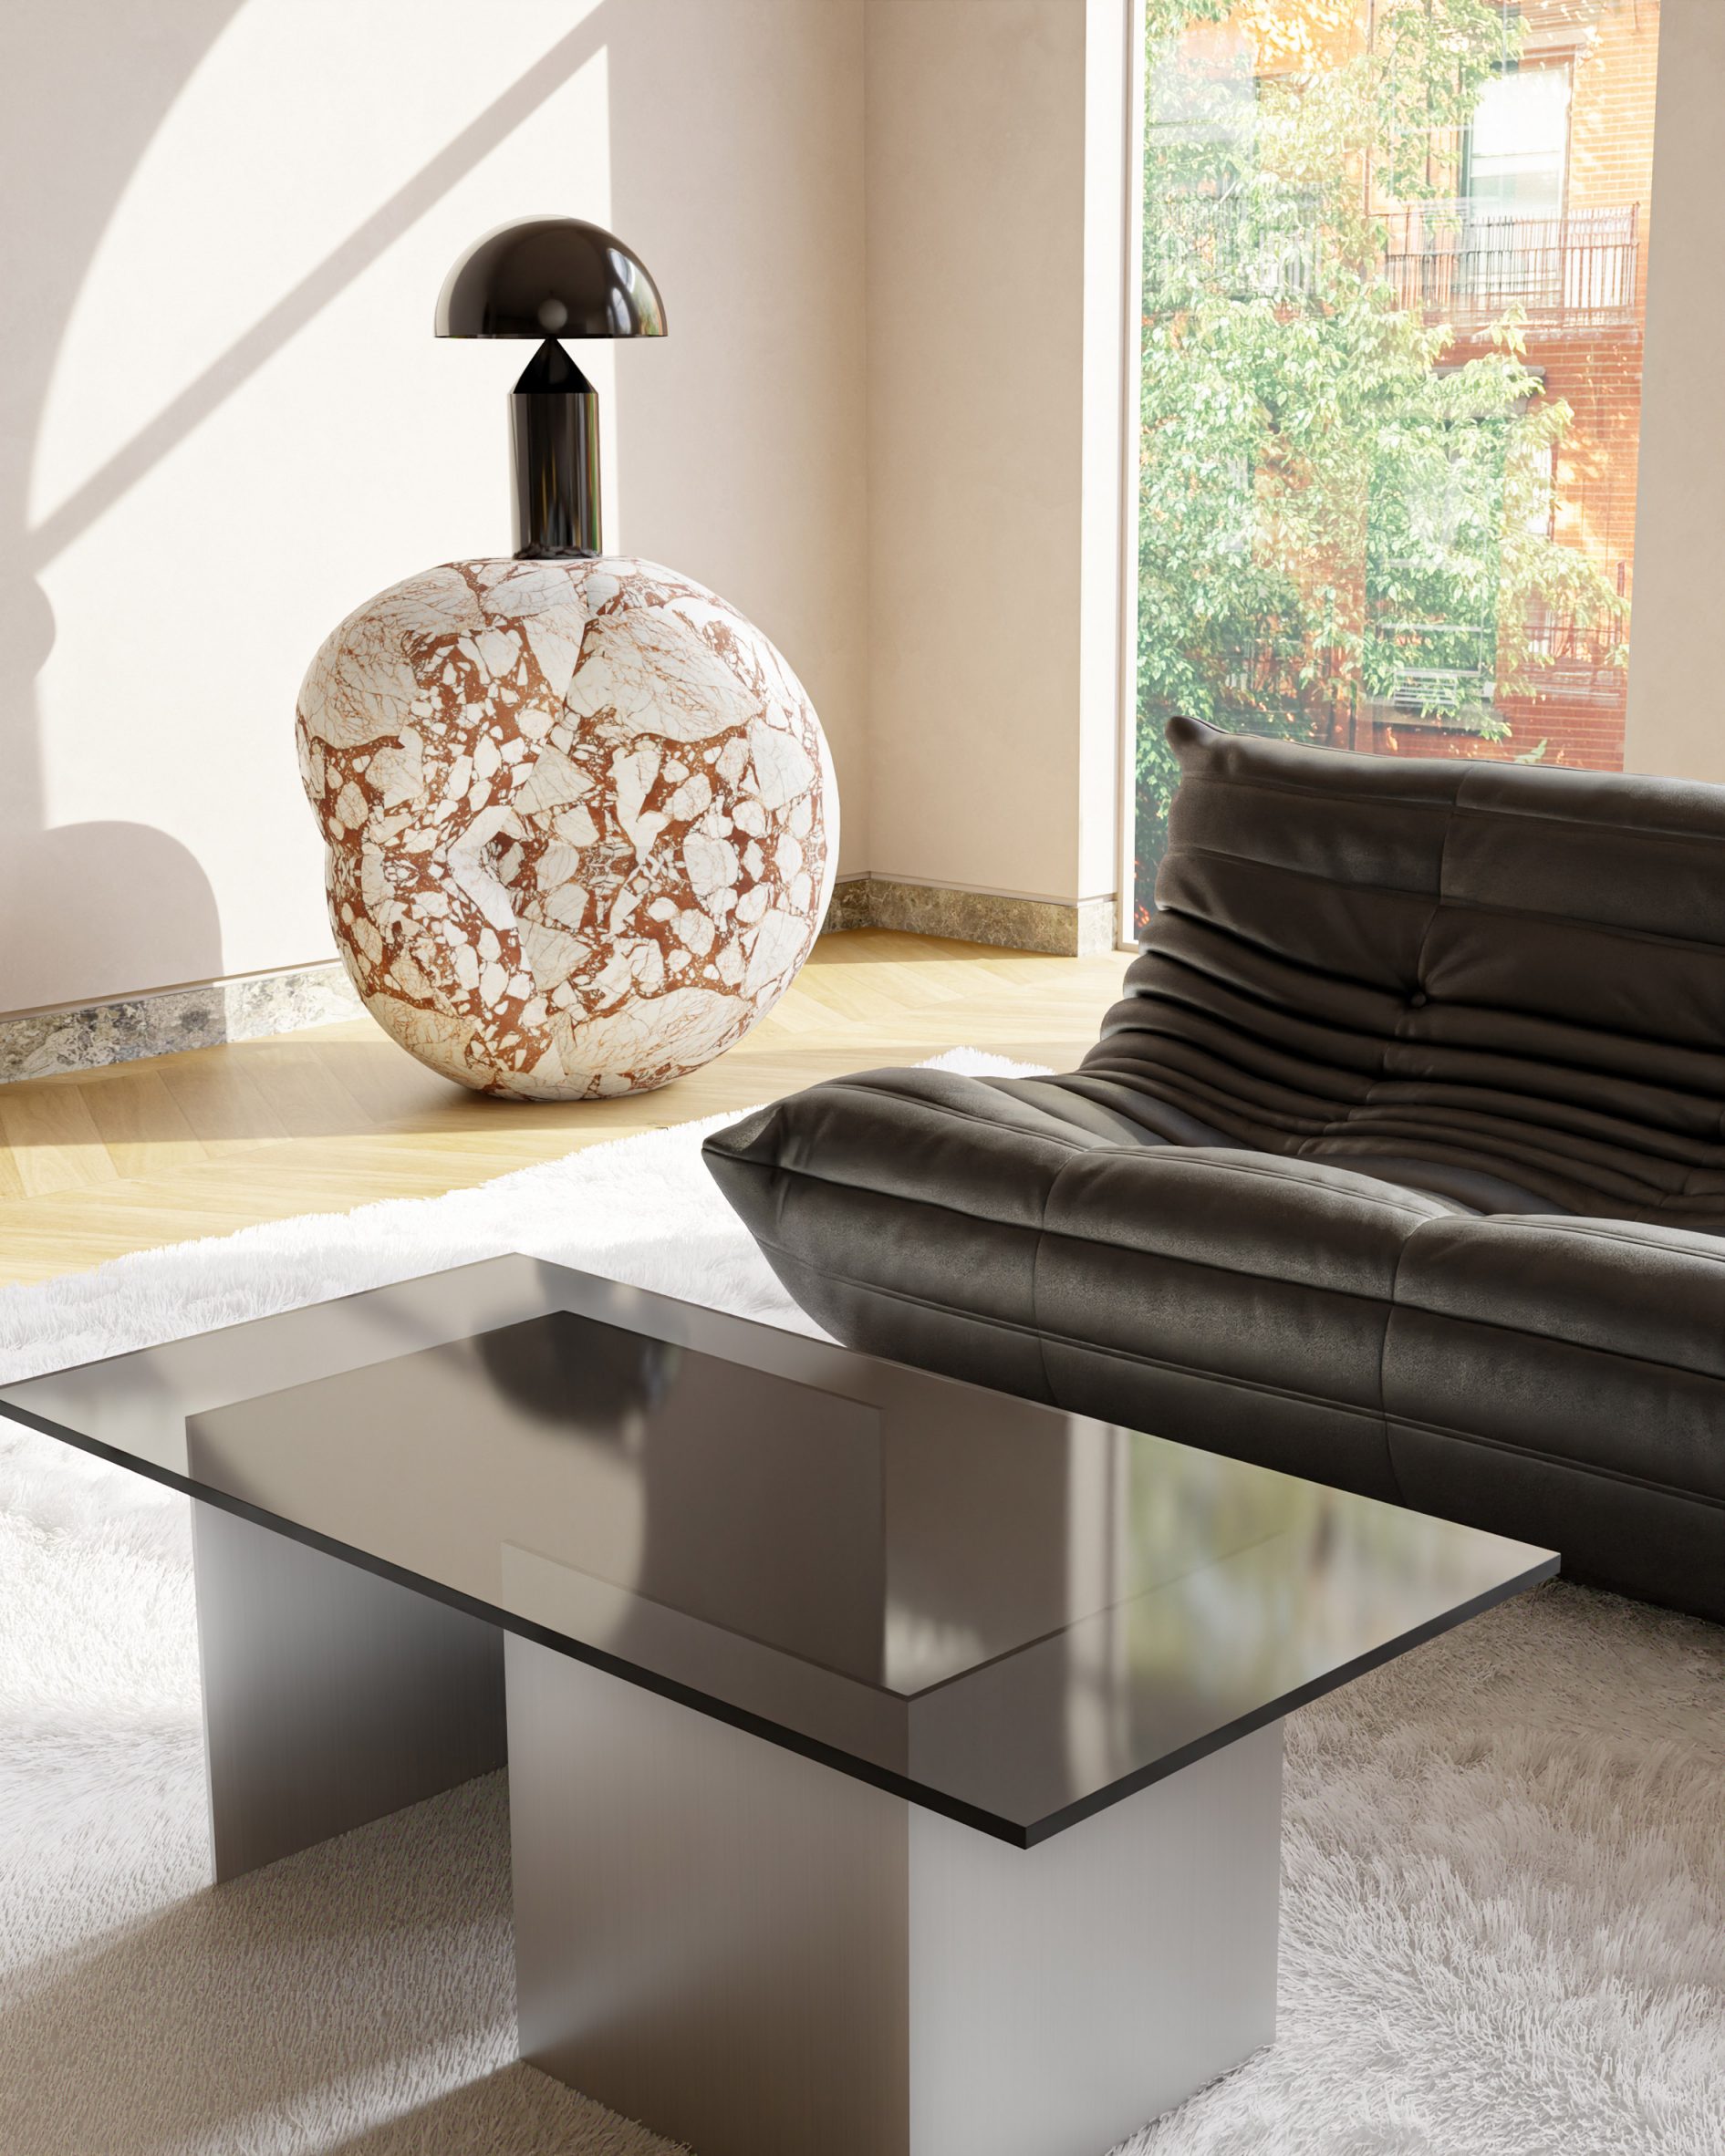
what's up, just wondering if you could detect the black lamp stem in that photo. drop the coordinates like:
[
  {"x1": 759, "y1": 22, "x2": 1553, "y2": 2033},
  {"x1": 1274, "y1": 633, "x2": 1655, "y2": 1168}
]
[{"x1": 511, "y1": 338, "x2": 601, "y2": 559}]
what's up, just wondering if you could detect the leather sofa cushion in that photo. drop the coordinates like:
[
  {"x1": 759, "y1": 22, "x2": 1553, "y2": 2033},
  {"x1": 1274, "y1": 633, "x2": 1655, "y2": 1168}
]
[
  {"x1": 1380, "y1": 1213, "x2": 1725, "y2": 1611},
  {"x1": 707, "y1": 1068, "x2": 1121, "y2": 1405},
  {"x1": 705, "y1": 1069, "x2": 1725, "y2": 1537},
  {"x1": 1386, "y1": 1215, "x2": 1725, "y2": 1508},
  {"x1": 1085, "y1": 719, "x2": 1725, "y2": 1226},
  {"x1": 1033, "y1": 1144, "x2": 1458, "y2": 1499},
  {"x1": 708, "y1": 1069, "x2": 1460, "y2": 1498}
]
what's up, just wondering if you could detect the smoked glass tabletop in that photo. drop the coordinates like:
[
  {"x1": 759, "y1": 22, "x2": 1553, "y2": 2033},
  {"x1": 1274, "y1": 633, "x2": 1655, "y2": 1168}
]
[{"x1": 0, "y1": 1257, "x2": 1555, "y2": 1844}]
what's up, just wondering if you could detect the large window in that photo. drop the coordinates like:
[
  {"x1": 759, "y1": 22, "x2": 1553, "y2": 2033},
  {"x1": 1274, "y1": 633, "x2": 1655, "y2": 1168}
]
[{"x1": 1130, "y1": 0, "x2": 1659, "y2": 928}]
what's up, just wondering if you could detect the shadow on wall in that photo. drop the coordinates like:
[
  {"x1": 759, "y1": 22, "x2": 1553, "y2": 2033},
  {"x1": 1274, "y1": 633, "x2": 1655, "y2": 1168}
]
[
  {"x1": 0, "y1": 0, "x2": 241, "y2": 1019},
  {"x1": 1, "y1": 1, "x2": 613, "y2": 1027}
]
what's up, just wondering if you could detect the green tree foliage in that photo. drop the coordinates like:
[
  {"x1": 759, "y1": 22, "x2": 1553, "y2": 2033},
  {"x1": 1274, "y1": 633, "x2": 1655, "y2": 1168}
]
[{"x1": 1134, "y1": 0, "x2": 1626, "y2": 904}]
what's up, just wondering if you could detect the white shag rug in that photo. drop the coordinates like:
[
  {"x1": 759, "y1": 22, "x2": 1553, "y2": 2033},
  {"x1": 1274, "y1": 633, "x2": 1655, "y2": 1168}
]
[{"x1": 1, "y1": 1047, "x2": 1722, "y2": 2156}]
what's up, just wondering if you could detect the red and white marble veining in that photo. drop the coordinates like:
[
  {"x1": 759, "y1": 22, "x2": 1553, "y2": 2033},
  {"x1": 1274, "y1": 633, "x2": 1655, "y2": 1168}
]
[{"x1": 296, "y1": 557, "x2": 837, "y2": 1099}]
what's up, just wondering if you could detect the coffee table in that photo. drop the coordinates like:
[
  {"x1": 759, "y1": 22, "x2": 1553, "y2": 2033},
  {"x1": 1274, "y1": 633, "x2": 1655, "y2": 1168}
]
[{"x1": 1, "y1": 1256, "x2": 1555, "y2": 2156}]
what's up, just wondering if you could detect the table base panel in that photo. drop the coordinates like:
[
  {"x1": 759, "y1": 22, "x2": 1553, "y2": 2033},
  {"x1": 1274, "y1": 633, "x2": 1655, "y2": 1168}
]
[
  {"x1": 507, "y1": 1636, "x2": 1282, "y2": 2156},
  {"x1": 193, "y1": 1502, "x2": 507, "y2": 1881}
]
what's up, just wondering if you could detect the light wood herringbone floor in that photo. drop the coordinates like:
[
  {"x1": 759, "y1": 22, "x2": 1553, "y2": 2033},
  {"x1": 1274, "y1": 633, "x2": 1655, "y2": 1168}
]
[{"x1": 0, "y1": 931, "x2": 1126, "y2": 1287}]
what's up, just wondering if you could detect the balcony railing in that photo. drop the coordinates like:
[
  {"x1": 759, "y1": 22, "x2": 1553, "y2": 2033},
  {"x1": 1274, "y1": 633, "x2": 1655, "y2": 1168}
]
[
  {"x1": 1379, "y1": 202, "x2": 1639, "y2": 331},
  {"x1": 1511, "y1": 610, "x2": 1629, "y2": 709},
  {"x1": 1145, "y1": 192, "x2": 1326, "y2": 305},
  {"x1": 1146, "y1": 192, "x2": 1639, "y2": 331},
  {"x1": 1214, "y1": 615, "x2": 1627, "y2": 735}
]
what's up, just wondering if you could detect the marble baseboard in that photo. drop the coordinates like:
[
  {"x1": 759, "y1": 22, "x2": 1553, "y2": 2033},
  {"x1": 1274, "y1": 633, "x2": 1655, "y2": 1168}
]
[
  {"x1": 4, "y1": 886, "x2": 1118, "y2": 1089},
  {"x1": 0, "y1": 961, "x2": 365, "y2": 1086},
  {"x1": 821, "y1": 878, "x2": 876, "y2": 934},
  {"x1": 822, "y1": 877, "x2": 1118, "y2": 957}
]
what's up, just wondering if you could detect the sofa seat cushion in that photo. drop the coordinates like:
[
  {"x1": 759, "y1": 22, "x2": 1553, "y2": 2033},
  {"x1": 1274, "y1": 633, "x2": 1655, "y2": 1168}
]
[
  {"x1": 705, "y1": 1066, "x2": 1463, "y2": 1498},
  {"x1": 1383, "y1": 1215, "x2": 1725, "y2": 1596},
  {"x1": 708, "y1": 1063, "x2": 1725, "y2": 1615},
  {"x1": 1029, "y1": 1144, "x2": 1462, "y2": 1498}
]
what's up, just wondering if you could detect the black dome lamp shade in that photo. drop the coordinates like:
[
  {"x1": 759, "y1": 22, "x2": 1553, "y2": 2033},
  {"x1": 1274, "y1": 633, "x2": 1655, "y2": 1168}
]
[{"x1": 435, "y1": 217, "x2": 667, "y2": 561}]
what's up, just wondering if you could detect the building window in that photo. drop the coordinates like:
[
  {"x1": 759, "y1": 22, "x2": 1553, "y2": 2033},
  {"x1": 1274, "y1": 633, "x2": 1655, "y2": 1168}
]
[{"x1": 1462, "y1": 61, "x2": 1571, "y2": 215}]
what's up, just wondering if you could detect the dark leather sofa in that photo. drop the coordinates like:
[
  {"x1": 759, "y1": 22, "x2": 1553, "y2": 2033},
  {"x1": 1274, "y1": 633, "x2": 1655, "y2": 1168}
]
[{"x1": 704, "y1": 717, "x2": 1725, "y2": 1625}]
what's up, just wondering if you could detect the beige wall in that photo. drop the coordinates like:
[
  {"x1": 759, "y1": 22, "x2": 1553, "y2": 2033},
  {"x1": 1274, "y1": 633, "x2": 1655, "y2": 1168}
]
[
  {"x1": 0, "y1": 0, "x2": 868, "y2": 1017},
  {"x1": 0, "y1": 0, "x2": 1127, "y2": 1021},
  {"x1": 1625, "y1": 0, "x2": 1722, "y2": 781},
  {"x1": 865, "y1": 0, "x2": 1127, "y2": 910},
  {"x1": 34, "y1": 0, "x2": 1719, "y2": 1015}
]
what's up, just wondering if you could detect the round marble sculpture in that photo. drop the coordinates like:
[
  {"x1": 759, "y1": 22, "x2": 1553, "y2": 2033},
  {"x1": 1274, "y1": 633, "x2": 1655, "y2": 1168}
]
[{"x1": 296, "y1": 557, "x2": 837, "y2": 1100}]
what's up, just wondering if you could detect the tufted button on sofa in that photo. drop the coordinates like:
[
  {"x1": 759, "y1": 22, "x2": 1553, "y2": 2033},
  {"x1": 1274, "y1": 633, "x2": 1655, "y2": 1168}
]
[{"x1": 704, "y1": 716, "x2": 1725, "y2": 1623}]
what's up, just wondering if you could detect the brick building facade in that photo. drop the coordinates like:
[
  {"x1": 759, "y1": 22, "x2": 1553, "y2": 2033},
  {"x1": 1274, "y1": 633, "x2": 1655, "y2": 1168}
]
[
  {"x1": 1131, "y1": 0, "x2": 1663, "y2": 919},
  {"x1": 1368, "y1": 0, "x2": 1659, "y2": 771}
]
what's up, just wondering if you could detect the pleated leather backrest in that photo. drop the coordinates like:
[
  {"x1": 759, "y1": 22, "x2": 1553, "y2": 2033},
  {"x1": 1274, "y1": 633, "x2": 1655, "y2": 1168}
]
[{"x1": 1084, "y1": 717, "x2": 1725, "y2": 1222}]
